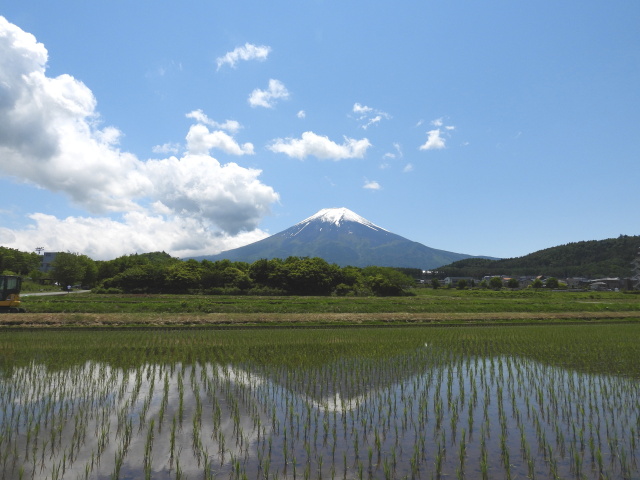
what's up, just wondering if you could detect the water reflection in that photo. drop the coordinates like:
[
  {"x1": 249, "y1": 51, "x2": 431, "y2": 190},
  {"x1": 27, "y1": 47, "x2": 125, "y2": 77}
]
[{"x1": 2, "y1": 347, "x2": 639, "y2": 479}]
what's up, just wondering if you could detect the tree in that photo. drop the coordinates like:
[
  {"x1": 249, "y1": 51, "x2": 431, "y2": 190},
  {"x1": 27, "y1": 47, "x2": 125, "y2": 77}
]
[
  {"x1": 0, "y1": 247, "x2": 41, "y2": 275},
  {"x1": 164, "y1": 261, "x2": 202, "y2": 293},
  {"x1": 456, "y1": 279, "x2": 467, "y2": 290},
  {"x1": 366, "y1": 274, "x2": 404, "y2": 296},
  {"x1": 431, "y1": 278, "x2": 440, "y2": 289},
  {"x1": 82, "y1": 260, "x2": 99, "y2": 288},
  {"x1": 489, "y1": 276, "x2": 503, "y2": 290},
  {"x1": 532, "y1": 278, "x2": 543, "y2": 289},
  {"x1": 51, "y1": 252, "x2": 94, "y2": 287},
  {"x1": 507, "y1": 278, "x2": 519, "y2": 289},
  {"x1": 281, "y1": 257, "x2": 341, "y2": 295},
  {"x1": 102, "y1": 264, "x2": 165, "y2": 293},
  {"x1": 545, "y1": 277, "x2": 559, "y2": 289}
]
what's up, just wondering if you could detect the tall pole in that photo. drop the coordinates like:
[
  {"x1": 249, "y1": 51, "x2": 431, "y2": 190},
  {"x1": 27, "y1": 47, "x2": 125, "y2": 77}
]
[{"x1": 632, "y1": 248, "x2": 640, "y2": 290}]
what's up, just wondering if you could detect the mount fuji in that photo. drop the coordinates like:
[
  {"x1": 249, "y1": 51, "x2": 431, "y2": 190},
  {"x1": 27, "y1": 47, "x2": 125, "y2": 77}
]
[{"x1": 191, "y1": 208, "x2": 488, "y2": 268}]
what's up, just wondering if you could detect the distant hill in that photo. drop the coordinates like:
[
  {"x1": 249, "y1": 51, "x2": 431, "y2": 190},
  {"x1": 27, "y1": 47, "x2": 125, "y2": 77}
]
[
  {"x1": 437, "y1": 235, "x2": 640, "y2": 278},
  {"x1": 190, "y1": 207, "x2": 492, "y2": 269}
]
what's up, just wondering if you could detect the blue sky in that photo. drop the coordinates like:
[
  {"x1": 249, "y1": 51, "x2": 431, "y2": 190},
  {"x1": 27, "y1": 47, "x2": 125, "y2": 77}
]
[{"x1": 1, "y1": 1, "x2": 638, "y2": 262}]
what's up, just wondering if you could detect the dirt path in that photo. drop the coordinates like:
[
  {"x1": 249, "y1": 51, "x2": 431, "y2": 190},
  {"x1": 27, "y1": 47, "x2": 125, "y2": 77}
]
[{"x1": 1, "y1": 311, "x2": 639, "y2": 328}]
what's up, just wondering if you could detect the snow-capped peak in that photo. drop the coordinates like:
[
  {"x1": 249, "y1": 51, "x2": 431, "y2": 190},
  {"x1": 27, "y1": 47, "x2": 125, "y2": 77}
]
[{"x1": 295, "y1": 207, "x2": 387, "y2": 231}]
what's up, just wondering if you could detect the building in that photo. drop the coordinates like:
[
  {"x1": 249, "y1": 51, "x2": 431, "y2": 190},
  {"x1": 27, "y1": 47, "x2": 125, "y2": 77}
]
[
  {"x1": 443, "y1": 277, "x2": 475, "y2": 287},
  {"x1": 40, "y1": 252, "x2": 59, "y2": 273}
]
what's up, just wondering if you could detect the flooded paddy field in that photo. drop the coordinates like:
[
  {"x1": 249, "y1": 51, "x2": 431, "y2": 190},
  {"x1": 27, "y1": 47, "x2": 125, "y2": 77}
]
[{"x1": 1, "y1": 325, "x2": 639, "y2": 479}]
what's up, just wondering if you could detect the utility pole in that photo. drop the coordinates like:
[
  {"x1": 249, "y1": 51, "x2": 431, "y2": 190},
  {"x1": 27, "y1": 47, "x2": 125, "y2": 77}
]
[
  {"x1": 632, "y1": 248, "x2": 640, "y2": 290},
  {"x1": 36, "y1": 247, "x2": 44, "y2": 255}
]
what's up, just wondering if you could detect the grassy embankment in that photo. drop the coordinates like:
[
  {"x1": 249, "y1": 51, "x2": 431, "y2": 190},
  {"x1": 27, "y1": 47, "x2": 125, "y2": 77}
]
[{"x1": 5, "y1": 288, "x2": 639, "y2": 327}]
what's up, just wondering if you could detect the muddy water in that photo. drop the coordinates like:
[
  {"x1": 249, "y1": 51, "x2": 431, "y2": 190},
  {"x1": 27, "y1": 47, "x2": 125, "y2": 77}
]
[{"x1": 2, "y1": 346, "x2": 639, "y2": 479}]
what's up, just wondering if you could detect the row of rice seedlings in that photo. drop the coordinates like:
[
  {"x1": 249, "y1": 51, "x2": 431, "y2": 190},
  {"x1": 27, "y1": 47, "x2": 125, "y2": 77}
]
[{"x1": 0, "y1": 326, "x2": 639, "y2": 479}]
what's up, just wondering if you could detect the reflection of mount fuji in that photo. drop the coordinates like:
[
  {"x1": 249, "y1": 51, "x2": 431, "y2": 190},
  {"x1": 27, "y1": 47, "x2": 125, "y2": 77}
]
[
  {"x1": 233, "y1": 345, "x2": 434, "y2": 412},
  {"x1": 194, "y1": 207, "x2": 491, "y2": 268}
]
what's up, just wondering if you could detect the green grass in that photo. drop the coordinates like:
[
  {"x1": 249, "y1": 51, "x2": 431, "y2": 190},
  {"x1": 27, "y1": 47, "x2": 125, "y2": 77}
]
[
  {"x1": 19, "y1": 288, "x2": 640, "y2": 315},
  {"x1": 2, "y1": 324, "x2": 640, "y2": 377}
]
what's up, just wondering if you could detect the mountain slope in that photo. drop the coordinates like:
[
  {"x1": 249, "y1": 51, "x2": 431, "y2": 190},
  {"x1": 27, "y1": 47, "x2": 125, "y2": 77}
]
[
  {"x1": 191, "y1": 208, "x2": 487, "y2": 268},
  {"x1": 438, "y1": 234, "x2": 640, "y2": 278}
]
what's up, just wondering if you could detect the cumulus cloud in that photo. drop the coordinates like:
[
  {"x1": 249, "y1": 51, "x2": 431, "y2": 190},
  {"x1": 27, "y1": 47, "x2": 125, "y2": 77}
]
[
  {"x1": 248, "y1": 79, "x2": 289, "y2": 108},
  {"x1": 185, "y1": 124, "x2": 254, "y2": 156},
  {"x1": 419, "y1": 129, "x2": 446, "y2": 150},
  {"x1": 143, "y1": 154, "x2": 275, "y2": 234},
  {"x1": 352, "y1": 103, "x2": 390, "y2": 129},
  {"x1": 363, "y1": 180, "x2": 381, "y2": 190},
  {"x1": 216, "y1": 43, "x2": 271, "y2": 70},
  {"x1": 0, "y1": 17, "x2": 279, "y2": 258},
  {"x1": 0, "y1": 16, "x2": 151, "y2": 213},
  {"x1": 186, "y1": 110, "x2": 241, "y2": 134},
  {"x1": 403, "y1": 163, "x2": 414, "y2": 173},
  {"x1": 297, "y1": 110, "x2": 306, "y2": 119},
  {"x1": 268, "y1": 131, "x2": 371, "y2": 160},
  {"x1": 184, "y1": 111, "x2": 252, "y2": 155},
  {"x1": 419, "y1": 118, "x2": 455, "y2": 151},
  {"x1": 0, "y1": 212, "x2": 271, "y2": 260}
]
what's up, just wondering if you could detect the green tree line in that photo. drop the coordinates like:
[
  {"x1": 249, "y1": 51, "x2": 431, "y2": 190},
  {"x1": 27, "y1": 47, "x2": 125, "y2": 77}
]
[
  {"x1": 49, "y1": 251, "x2": 416, "y2": 296},
  {"x1": 0, "y1": 247, "x2": 41, "y2": 276}
]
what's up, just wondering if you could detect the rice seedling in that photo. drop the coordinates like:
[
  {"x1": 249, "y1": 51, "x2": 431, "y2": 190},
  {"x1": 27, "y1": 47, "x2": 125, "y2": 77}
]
[{"x1": 0, "y1": 324, "x2": 639, "y2": 478}]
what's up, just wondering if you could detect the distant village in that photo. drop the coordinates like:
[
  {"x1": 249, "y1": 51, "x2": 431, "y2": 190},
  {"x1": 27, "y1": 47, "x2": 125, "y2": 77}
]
[
  {"x1": 420, "y1": 248, "x2": 640, "y2": 292},
  {"x1": 431, "y1": 275, "x2": 636, "y2": 291}
]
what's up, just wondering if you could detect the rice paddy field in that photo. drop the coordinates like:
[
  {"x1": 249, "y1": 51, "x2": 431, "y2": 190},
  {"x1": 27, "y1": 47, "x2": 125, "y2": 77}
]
[{"x1": 1, "y1": 324, "x2": 639, "y2": 479}]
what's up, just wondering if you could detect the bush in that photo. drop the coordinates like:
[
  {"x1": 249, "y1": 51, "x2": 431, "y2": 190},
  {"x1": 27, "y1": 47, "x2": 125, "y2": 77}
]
[
  {"x1": 545, "y1": 277, "x2": 560, "y2": 289},
  {"x1": 246, "y1": 286, "x2": 287, "y2": 296}
]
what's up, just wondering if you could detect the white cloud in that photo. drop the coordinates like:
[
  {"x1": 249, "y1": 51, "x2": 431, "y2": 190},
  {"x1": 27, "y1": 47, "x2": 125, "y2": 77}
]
[
  {"x1": 1, "y1": 212, "x2": 271, "y2": 260},
  {"x1": 268, "y1": 131, "x2": 371, "y2": 160},
  {"x1": 185, "y1": 110, "x2": 241, "y2": 134},
  {"x1": 403, "y1": 163, "x2": 414, "y2": 173},
  {"x1": 419, "y1": 119, "x2": 455, "y2": 151},
  {"x1": 143, "y1": 154, "x2": 275, "y2": 234},
  {"x1": 352, "y1": 103, "x2": 390, "y2": 129},
  {"x1": 383, "y1": 142, "x2": 403, "y2": 160},
  {"x1": 216, "y1": 43, "x2": 271, "y2": 70},
  {"x1": 297, "y1": 110, "x2": 306, "y2": 119},
  {"x1": 353, "y1": 103, "x2": 373, "y2": 115},
  {"x1": 152, "y1": 143, "x2": 180, "y2": 155},
  {"x1": 419, "y1": 129, "x2": 446, "y2": 150},
  {"x1": 248, "y1": 79, "x2": 289, "y2": 108},
  {"x1": 0, "y1": 16, "x2": 149, "y2": 214},
  {"x1": 185, "y1": 124, "x2": 254, "y2": 156},
  {"x1": 0, "y1": 17, "x2": 279, "y2": 258},
  {"x1": 363, "y1": 180, "x2": 381, "y2": 190}
]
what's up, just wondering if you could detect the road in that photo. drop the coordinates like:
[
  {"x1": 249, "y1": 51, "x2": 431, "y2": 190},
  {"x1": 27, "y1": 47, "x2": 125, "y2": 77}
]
[{"x1": 22, "y1": 290, "x2": 92, "y2": 297}]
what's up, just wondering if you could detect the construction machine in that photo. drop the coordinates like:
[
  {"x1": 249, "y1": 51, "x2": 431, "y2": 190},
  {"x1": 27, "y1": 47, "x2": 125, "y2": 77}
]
[{"x1": 0, "y1": 275, "x2": 25, "y2": 312}]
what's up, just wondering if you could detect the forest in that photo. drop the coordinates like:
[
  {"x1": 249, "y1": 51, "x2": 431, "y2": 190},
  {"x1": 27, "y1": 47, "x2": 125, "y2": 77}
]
[{"x1": 437, "y1": 235, "x2": 640, "y2": 278}]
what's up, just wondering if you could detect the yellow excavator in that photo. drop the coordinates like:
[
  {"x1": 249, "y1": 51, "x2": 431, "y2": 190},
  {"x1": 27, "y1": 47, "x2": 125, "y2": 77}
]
[{"x1": 0, "y1": 275, "x2": 25, "y2": 313}]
